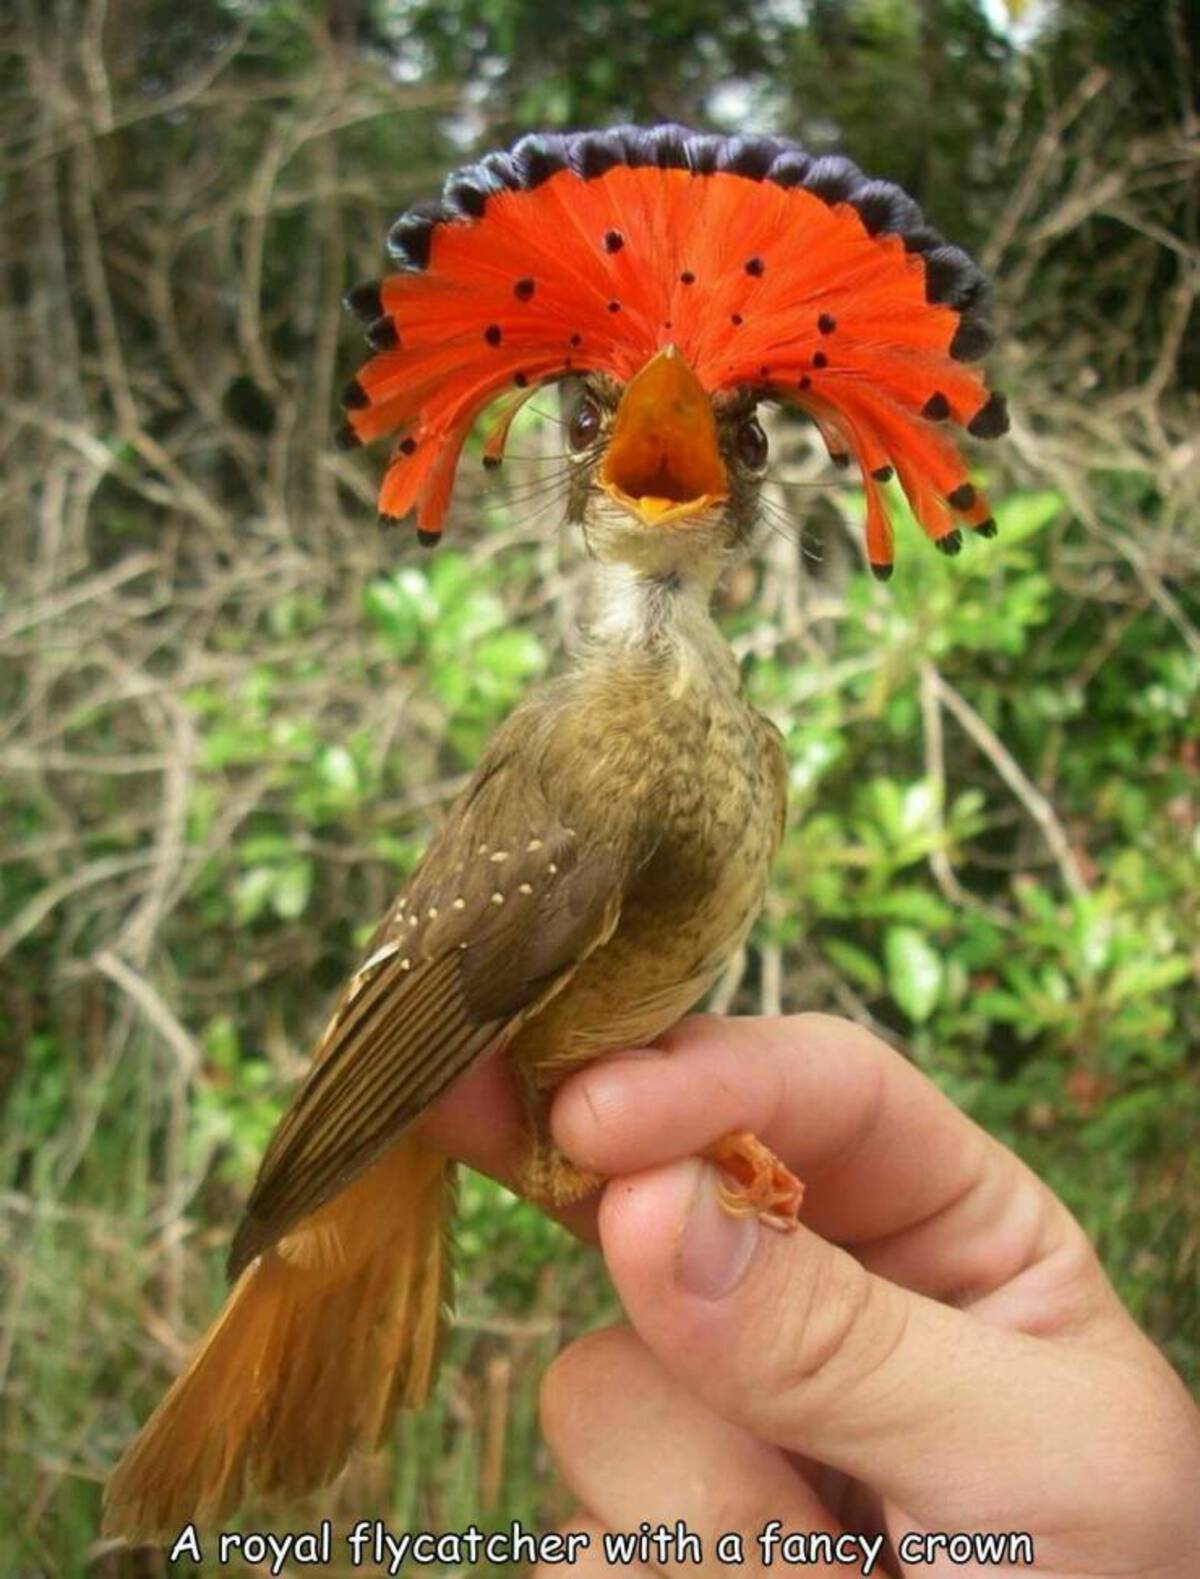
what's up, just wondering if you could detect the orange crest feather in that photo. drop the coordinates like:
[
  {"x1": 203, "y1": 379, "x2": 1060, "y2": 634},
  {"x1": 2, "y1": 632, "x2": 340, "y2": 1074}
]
[{"x1": 338, "y1": 125, "x2": 1008, "y2": 573}]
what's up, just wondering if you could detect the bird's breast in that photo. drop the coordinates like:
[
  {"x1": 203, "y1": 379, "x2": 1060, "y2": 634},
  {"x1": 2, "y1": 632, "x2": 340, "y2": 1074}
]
[{"x1": 523, "y1": 674, "x2": 787, "y2": 1072}]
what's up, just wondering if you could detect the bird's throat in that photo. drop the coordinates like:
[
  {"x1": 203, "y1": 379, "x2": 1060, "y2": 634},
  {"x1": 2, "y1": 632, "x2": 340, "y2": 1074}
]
[{"x1": 582, "y1": 562, "x2": 741, "y2": 703}]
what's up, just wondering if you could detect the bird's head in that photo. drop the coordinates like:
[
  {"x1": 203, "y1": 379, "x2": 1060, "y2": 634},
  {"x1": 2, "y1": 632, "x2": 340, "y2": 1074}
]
[
  {"x1": 338, "y1": 126, "x2": 1008, "y2": 580},
  {"x1": 561, "y1": 348, "x2": 767, "y2": 582}
]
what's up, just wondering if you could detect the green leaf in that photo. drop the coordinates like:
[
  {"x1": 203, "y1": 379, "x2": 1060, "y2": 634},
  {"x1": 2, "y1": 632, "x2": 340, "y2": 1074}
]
[
  {"x1": 233, "y1": 866, "x2": 277, "y2": 924},
  {"x1": 363, "y1": 567, "x2": 436, "y2": 658},
  {"x1": 823, "y1": 937, "x2": 884, "y2": 996},
  {"x1": 474, "y1": 628, "x2": 545, "y2": 684},
  {"x1": 317, "y1": 743, "x2": 360, "y2": 796},
  {"x1": 885, "y1": 925, "x2": 944, "y2": 1022},
  {"x1": 271, "y1": 859, "x2": 313, "y2": 920},
  {"x1": 992, "y1": 489, "x2": 1063, "y2": 543}
]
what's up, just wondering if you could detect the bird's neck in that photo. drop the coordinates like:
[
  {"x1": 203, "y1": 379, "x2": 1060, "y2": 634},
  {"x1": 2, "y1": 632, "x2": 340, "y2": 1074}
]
[{"x1": 576, "y1": 562, "x2": 740, "y2": 702}]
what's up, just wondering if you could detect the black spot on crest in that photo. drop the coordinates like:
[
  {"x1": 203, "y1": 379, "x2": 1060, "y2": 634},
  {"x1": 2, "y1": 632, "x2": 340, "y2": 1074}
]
[
  {"x1": 603, "y1": 230, "x2": 624, "y2": 253},
  {"x1": 571, "y1": 130, "x2": 624, "y2": 179},
  {"x1": 923, "y1": 245, "x2": 989, "y2": 313},
  {"x1": 387, "y1": 201, "x2": 443, "y2": 270},
  {"x1": 922, "y1": 392, "x2": 951, "y2": 421},
  {"x1": 611, "y1": 123, "x2": 694, "y2": 170},
  {"x1": 344, "y1": 280, "x2": 383, "y2": 322},
  {"x1": 936, "y1": 529, "x2": 963, "y2": 556},
  {"x1": 474, "y1": 150, "x2": 522, "y2": 193},
  {"x1": 484, "y1": 324, "x2": 503, "y2": 346},
  {"x1": 817, "y1": 313, "x2": 837, "y2": 334},
  {"x1": 715, "y1": 133, "x2": 778, "y2": 180},
  {"x1": 804, "y1": 155, "x2": 860, "y2": 205},
  {"x1": 512, "y1": 133, "x2": 570, "y2": 187},
  {"x1": 901, "y1": 224, "x2": 944, "y2": 257},
  {"x1": 366, "y1": 316, "x2": 399, "y2": 352},
  {"x1": 950, "y1": 318, "x2": 994, "y2": 363},
  {"x1": 765, "y1": 149, "x2": 812, "y2": 187},
  {"x1": 947, "y1": 481, "x2": 976, "y2": 511},
  {"x1": 850, "y1": 179, "x2": 922, "y2": 238},
  {"x1": 967, "y1": 391, "x2": 1010, "y2": 439},
  {"x1": 443, "y1": 176, "x2": 489, "y2": 218},
  {"x1": 513, "y1": 277, "x2": 536, "y2": 300}
]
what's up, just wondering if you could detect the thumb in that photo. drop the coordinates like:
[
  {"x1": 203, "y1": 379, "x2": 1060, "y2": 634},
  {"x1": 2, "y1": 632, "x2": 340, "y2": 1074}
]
[{"x1": 598, "y1": 1158, "x2": 1126, "y2": 1528}]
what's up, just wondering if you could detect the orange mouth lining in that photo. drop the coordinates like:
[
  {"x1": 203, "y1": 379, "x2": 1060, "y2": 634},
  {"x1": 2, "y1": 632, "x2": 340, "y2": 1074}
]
[{"x1": 599, "y1": 346, "x2": 727, "y2": 524}]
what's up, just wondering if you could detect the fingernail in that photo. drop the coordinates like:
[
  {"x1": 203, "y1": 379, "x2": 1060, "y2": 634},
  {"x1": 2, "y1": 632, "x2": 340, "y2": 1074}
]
[{"x1": 677, "y1": 1161, "x2": 759, "y2": 1301}]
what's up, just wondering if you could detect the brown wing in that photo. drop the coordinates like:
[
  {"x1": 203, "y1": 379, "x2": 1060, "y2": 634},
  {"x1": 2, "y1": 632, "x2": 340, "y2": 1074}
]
[{"x1": 227, "y1": 716, "x2": 641, "y2": 1277}]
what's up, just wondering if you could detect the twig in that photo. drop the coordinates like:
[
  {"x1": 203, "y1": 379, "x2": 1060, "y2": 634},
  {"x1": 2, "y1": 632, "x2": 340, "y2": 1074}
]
[
  {"x1": 927, "y1": 671, "x2": 1089, "y2": 899},
  {"x1": 919, "y1": 664, "x2": 1014, "y2": 925},
  {"x1": 91, "y1": 950, "x2": 201, "y2": 1079},
  {"x1": 0, "y1": 852, "x2": 159, "y2": 965},
  {"x1": 760, "y1": 942, "x2": 783, "y2": 1017}
]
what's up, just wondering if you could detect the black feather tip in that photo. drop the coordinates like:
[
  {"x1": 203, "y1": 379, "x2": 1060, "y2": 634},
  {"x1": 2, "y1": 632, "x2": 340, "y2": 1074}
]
[{"x1": 967, "y1": 392, "x2": 1010, "y2": 440}]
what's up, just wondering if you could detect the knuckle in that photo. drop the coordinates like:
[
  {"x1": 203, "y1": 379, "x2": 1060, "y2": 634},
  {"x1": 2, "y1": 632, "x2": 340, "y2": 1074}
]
[{"x1": 763, "y1": 1246, "x2": 895, "y2": 1411}]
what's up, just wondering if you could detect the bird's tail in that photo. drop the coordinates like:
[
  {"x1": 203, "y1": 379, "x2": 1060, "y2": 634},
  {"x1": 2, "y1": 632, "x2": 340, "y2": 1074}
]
[{"x1": 103, "y1": 1134, "x2": 452, "y2": 1541}]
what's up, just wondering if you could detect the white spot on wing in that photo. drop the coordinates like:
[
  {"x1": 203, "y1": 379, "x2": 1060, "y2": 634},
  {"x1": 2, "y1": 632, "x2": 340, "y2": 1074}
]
[{"x1": 348, "y1": 938, "x2": 401, "y2": 999}]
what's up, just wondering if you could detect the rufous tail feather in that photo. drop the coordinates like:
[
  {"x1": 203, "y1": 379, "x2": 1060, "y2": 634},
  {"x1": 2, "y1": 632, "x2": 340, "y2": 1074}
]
[{"x1": 103, "y1": 1136, "x2": 452, "y2": 1540}]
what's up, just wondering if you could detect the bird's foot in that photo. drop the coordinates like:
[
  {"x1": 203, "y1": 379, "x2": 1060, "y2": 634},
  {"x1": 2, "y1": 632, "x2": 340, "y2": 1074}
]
[
  {"x1": 703, "y1": 1130, "x2": 804, "y2": 1232},
  {"x1": 517, "y1": 1141, "x2": 603, "y2": 1209}
]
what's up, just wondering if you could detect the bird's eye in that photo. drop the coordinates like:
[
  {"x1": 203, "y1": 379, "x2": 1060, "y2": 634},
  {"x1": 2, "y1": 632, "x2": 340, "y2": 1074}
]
[
  {"x1": 568, "y1": 397, "x2": 601, "y2": 451},
  {"x1": 736, "y1": 416, "x2": 768, "y2": 471}
]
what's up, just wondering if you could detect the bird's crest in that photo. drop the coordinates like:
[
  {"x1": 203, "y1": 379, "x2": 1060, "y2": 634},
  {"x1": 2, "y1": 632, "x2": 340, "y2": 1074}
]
[{"x1": 339, "y1": 124, "x2": 1008, "y2": 576}]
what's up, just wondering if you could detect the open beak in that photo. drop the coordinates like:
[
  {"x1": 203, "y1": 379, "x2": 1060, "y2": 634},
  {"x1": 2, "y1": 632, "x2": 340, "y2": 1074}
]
[{"x1": 599, "y1": 346, "x2": 727, "y2": 527}]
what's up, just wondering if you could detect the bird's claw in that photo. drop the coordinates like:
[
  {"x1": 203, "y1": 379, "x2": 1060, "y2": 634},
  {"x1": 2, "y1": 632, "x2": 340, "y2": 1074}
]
[{"x1": 704, "y1": 1129, "x2": 804, "y2": 1232}]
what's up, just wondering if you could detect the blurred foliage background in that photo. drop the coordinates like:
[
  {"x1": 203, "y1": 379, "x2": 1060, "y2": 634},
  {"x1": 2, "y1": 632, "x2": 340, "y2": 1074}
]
[{"x1": 1, "y1": 0, "x2": 1198, "y2": 1572}]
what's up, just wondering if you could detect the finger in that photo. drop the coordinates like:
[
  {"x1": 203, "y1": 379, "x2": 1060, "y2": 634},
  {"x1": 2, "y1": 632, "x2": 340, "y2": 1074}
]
[
  {"x1": 596, "y1": 1156, "x2": 1136, "y2": 1529},
  {"x1": 415, "y1": 1043, "x2": 601, "y2": 1242},
  {"x1": 532, "y1": 1515, "x2": 657, "y2": 1579},
  {"x1": 553, "y1": 1014, "x2": 1109, "y2": 1311},
  {"x1": 414, "y1": 1042, "x2": 525, "y2": 1177},
  {"x1": 540, "y1": 1325, "x2": 858, "y2": 1579}
]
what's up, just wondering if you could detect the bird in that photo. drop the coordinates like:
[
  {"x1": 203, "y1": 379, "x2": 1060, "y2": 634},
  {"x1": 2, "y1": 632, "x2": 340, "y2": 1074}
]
[{"x1": 104, "y1": 123, "x2": 1008, "y2": 1539}]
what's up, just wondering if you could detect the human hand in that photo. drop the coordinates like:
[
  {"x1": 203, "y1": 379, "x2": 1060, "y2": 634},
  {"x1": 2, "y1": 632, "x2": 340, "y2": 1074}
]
[{"x1": 517, "y1": 1014, "x2": 1200, "y2": 1579}]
